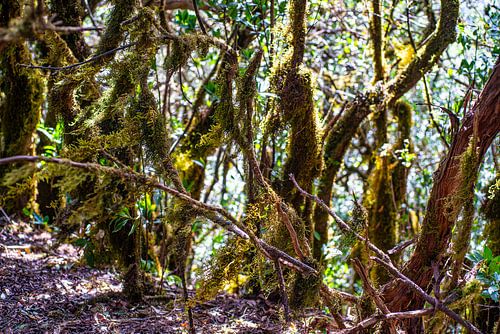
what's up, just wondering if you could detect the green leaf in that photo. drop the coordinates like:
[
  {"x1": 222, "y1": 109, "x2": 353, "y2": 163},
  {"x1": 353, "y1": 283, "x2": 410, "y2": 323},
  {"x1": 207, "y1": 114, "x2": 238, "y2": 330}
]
[
  {"x1": 484, "y1": 246, "x2": 493, "y2": 261},
  {"x1": 313, "y1": 231, "x2": 321, "y2": 241},
  {"x1": 112, "y1": 218, "x2": 129, "y2": 233},
  {"x1": 128, "y1": 223, "x2": 137, "y2": 236},
  {"x1": 73, "y1": 238, "x2": 88, "y2": 247},
  {"x1": 22, "y1": 208, "x2": 31, "y2": 217}
]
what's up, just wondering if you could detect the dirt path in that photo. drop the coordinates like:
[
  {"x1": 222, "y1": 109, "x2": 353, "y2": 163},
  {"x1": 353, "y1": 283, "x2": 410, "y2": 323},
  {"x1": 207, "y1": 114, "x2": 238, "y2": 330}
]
[{"x1": 0, "y1": 222, "x2": 332, "y2": 333}]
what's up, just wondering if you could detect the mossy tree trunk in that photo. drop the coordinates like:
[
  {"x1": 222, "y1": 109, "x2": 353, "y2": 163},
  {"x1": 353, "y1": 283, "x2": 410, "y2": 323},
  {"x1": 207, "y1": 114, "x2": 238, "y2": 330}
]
[
  {"x1": 0, "y1": 0, "x2": 44, "y2": 214},
  {"x1": 272, "y1": 0, "x2": 321, "y2": 244}
]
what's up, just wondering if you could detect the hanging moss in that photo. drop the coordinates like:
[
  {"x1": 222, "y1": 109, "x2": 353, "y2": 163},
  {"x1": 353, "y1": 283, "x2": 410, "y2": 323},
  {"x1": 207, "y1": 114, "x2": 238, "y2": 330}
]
[
  {"x1": 267, "y1": 0, "x2": 321, "y2": 241},
  {"x1": 195, "y1": 237, "x2": 251, "y2": 304},
  {"x1": 95, "y1": 0, "x2": 136, "y2": 58}
]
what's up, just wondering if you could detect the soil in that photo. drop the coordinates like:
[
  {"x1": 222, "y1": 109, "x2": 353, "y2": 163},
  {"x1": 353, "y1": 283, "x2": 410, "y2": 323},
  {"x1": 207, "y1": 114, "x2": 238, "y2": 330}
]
[{"x1": 0, "y1": 220, "x2": 335, "y2": 333}]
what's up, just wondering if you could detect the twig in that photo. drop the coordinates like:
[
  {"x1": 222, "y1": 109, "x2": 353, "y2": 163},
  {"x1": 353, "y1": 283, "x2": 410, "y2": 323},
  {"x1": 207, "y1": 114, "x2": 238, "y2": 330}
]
[
  {"x1": 405, "y1": 0, "x2": 449, "y2": 148},
  {"x1": 192, "y1": 0, "x2": 207, "y2": 34},
  {"x1": 289, "y1": 174, "x2": 391, "y2": 263},
  {"x1": 43, "y1": 25, "x2": 104, "y2": 33},
  {"x1": 84, "y1": 0, "x2": 102, "y2": 36},
  {"x1": 276, "y1": 202, "x2": 305, "y2": 260},
  {"x1": 371, "y1": 257, "x2": 482, "y2": 334},
  {"x1": 0, "y1": 207, "x2": 11, "y2": 224},
  {"x1": 18, "y1": 42, "x2": 137, "y2": 71},
  {"x1": 178, "y1": 67, "x2": 193, "y2": 106},
  {"x1": 387, "y1": 238, "x2": 414, "y2": 255},
  {"x1": 290, "y1": 173, "x2": 483, "y2": 334}
]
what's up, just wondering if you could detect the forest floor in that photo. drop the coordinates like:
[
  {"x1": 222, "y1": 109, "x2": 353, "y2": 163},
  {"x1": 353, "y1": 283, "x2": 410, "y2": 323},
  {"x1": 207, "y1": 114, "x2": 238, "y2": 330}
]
[{"x1": 0, "y1": 220, "x2": 334, "y2": 334}]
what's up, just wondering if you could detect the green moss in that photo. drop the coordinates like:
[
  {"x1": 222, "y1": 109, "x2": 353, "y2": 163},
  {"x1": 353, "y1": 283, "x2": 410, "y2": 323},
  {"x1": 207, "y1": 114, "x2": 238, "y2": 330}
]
[
  {"x1": 391, "y1": 100, "x2": 413, "y2": 206},
  {"x1": 95, "y1": 0, "x2": 136, "y2": 58},
  {"x1": 289, "y1": 257, "x2": 321, "y2": 309},
  {"x1": 448, "y1": 138, "x2": 480, "y2": 283},
  {"x1": 365, "y1": 154, "x2": 398, "y2": 284},
  {"x1": 195, "y1": 237, "x2": 251, "y2": 304}
]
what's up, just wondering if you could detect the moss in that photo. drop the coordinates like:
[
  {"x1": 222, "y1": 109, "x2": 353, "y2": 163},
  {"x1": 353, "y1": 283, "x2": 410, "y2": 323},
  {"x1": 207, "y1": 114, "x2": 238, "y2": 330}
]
[
  {"x1": 340, "y1": 200, "x2": 368, "y2": 251},
  {"x1": 0, "y1": 4, "x2": 44, "y2": 212},
  {"x1": 368, "y1": 0, "x2": 384, "y2": 82},
  {"x1": 363, "y1": 100, "x2": 412, "y2": 284},
  {"x1": 165, "y1": 34, "x2": 211, "y2": 74},
  {"x1": 391, "y1": 100, "x2": 413, "y2": 206},
  {"x1": 365, "y1": 154, "x2": 398, "y2": 285},
  {"x1": 447, "y1": 138, "x2": 479, "y2": 284},
  {"x1": 195, "y1": 237, "x2": 251, "y2": 304},
  {"x1": 268, "y1": 10, "x2": 322, "y2": 248},
  {"x1": 49, "y1": 0, "x2": 89, "y2": 61},
  {"x1": 482, "y1": 179, "x2": 500, "y2": 254},
  {"x1": 289, "y1": 257, "x2": 321, "y2": 309},
  {"x1": 95, "y1": 0, "x2": 136, "y2": 59}
]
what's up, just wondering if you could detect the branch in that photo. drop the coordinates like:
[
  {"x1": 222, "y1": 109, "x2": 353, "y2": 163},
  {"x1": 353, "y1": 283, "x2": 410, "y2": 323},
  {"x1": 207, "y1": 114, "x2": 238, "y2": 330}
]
[
  {"x1": 290, "y1": 174, "x2": 391, "y2": 263},
  {"x1": 385, "y1": 0, "x2": 459, "y2": 104},
  {"x1": 18, "y1": 42, "x2": 137, "y2": 71},
  {"x1": 192, "y1": 0, "x2": 207, "y2": 34},
  {"x1": 352, "y1": 259, "x2": 397, "y2": 334},
  {"x1": 387, "y1": 238, "x2": 414, "y2": 255},
  {"x1": 275, "y1": 259, "x2": 291, "y2": 323}
]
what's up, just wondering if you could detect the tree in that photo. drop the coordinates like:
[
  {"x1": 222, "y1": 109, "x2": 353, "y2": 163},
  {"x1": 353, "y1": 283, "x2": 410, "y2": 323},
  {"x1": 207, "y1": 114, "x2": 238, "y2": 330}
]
[{"x1": 0, "y1": 0, "x2": 498, "y2": 332}]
